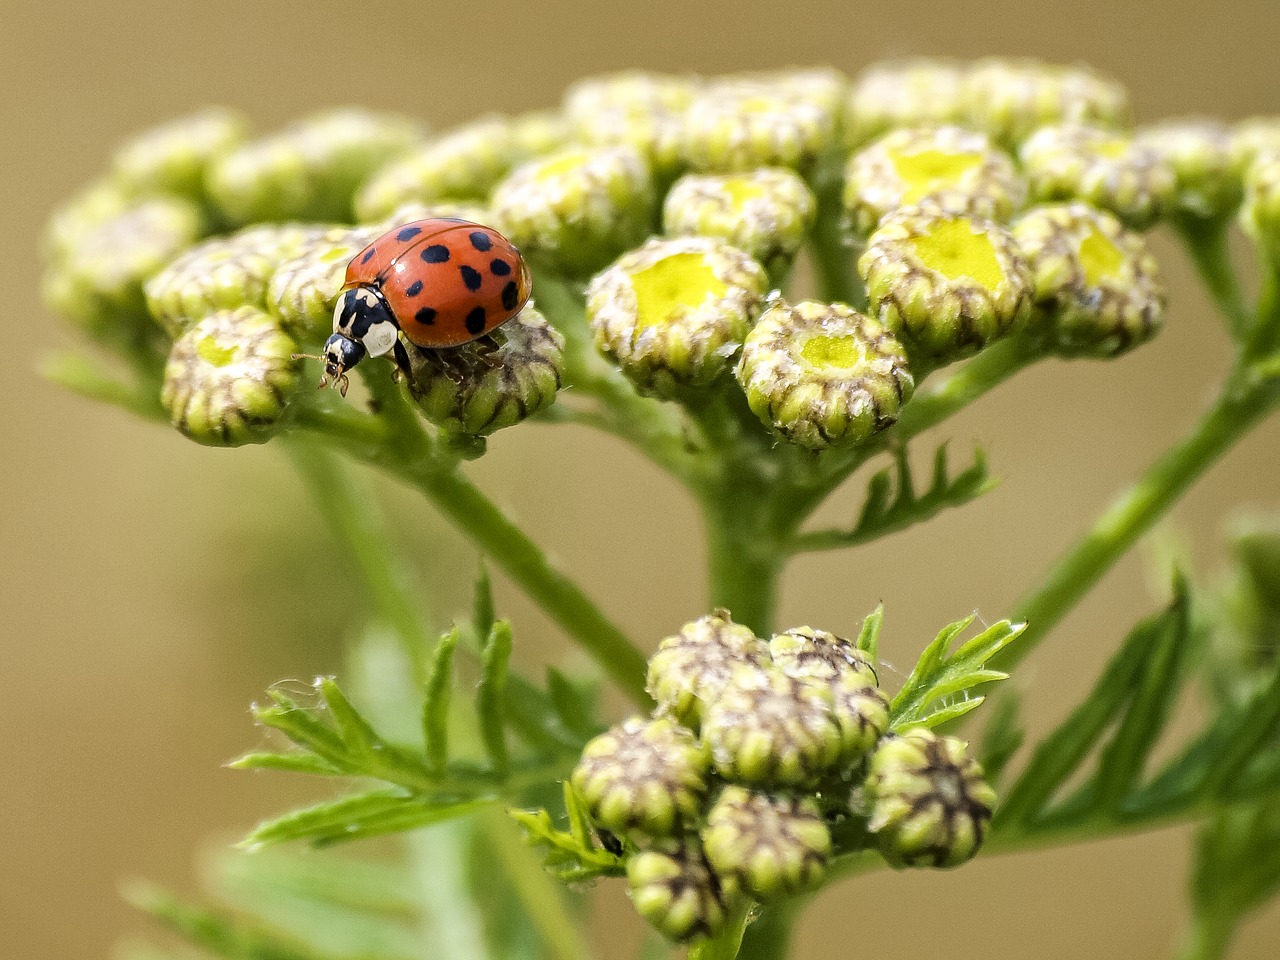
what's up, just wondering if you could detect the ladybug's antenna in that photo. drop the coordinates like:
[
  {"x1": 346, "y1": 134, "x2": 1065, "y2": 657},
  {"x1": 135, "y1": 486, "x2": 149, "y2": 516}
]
[
  {"x1": 291, "y1": 352, "x2": 325, "y2": 363},
  {"x1": 291, "y1": 353, "x2": 348, "y2": 396}
]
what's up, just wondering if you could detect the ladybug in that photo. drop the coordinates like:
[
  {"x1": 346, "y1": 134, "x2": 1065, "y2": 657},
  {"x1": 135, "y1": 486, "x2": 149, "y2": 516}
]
[{"x1": 313, "y1": 218, "x2": 532, "y2": 395}]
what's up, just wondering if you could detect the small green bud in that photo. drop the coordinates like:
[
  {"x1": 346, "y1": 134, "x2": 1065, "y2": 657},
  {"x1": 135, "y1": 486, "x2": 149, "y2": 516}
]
[
  {"x1": 1230, "y1": 117, "x2": 1280, "y2": 175},
  {"x1": 147, "y1": 223, "x2": 335, "y2": 337},
  {"x1": 565, "y1": 72, "x2": 694, "y2": 184},
  {"x1": 680, "y1": 77, "x2": 838, "y2": 177},
  {"x1": 663, "y1": 167, "x2": 816, "y2": 275},
  {"x1": 860, "y1": 206, "x2": 1033, "y2": 361},
  {"x1": 627, "y1": 838, "x2": 728, "y2": 943},
  {"x1": 702, "y1": 666, "x2": 843, "y2": 787},
  {"x1": 509, "y1": 109, "x2": 574, "y2": 160},
  {"x1": 354, "y1": 116, "x2": 519, "y2": 222},
  {"x1": 572, "y1": 716, "x2": 710, "y2": 838},
  {"x1": 208, "y1": 109, "x2": 424, "y2": 224},
  {"x1": 587, "y1": 236, "x2": 768, "y2": 396},
  {"x1": 490, "y1": 146, "x2": 656, "y2": 276},
  {"x1": 112, "y1": 107, "x2": 248, "y2": 201},
  {"x1": 702, "y1": 786, "x2": 831, "y2": 901},
  {"x1": 646, "y1": 612, "x2": 770, "y2": 728},
  {"x1": 736, "y1": 298, "x2": 913, "y2": 450},
  {"x1": 44, "y1": 197, "x2": 204, "y2": 336},
  {"x1": 365, "y1": 200, "x2": 492, "y2": 235},
  {"x1": 845, "y1": 59, "x2": 968, "y2": 150},
  {"x1": 864, "y1": 728, "x2": 997, "y2": 869},
  {"x1": 1013, "y1": 203, "x2": 1164, "y2": 357},
  {"x1": 769, "y1": 627, "x2": 889, "y2": 764},
  {"x1": 42, "y1": 178, "x2": 134, "y2": 262},
  {"x1": 962, "y1": 58, "x2": 1131, "y2": 149},
  {"x1": 1135, "y1": 120, "x2": 1243, "y2": 221},
  {"x1": 1241, "y1": 154, "x2": 1280, "y2": 254},
  {"x1": 405, "y1": 305, "x2": 565, "y2": 436},
  {"x1": 844, "y1": 126, "x2": 1025, "y2": 236},
  {"x1": 161, "y1": 306, "x2": 300, "y2": 447},
  {"x1": 267, "y1": 227, "x2": 380, "y2": 341}
]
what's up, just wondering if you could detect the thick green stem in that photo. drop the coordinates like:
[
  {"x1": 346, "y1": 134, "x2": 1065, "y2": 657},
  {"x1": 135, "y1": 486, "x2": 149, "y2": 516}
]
[
  {"x1": 705, "y1": 503, "x2": 782, "y2": 637},
  {"x1": 1177, "y1": 217, "x2": 1250, "y2": 339},
  {"x1": 735, "y1": 899, "x2": 805, "y2": 960},
  {"x1": 689, "y1": 902, "x2": 752, "y2": 960},
  {"x1": 1176, "y1": 914, "x2": 1234, "y2": 960},
  {"x1": 1007, "y1": 373, "x2": 1280, "y2": 670},
  {"x1": 809, "y1": 181, "x2": 865, "y2": 309}
]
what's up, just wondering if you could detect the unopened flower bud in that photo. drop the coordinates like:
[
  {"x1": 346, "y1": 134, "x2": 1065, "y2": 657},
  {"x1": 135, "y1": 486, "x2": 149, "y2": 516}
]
[
  {"x1": 1136, "y1": 121, "x2": 1243, "y2": 220},
  {"x1": 702, "y1": 786, "x2": 831, "y2": 901},
  {"x1": 844, "y1": 59, "x2": 968, "y2": 149},
  {"x1": 702, "y1": 666, "x2": 843, "y2": 787},
  {"x1": 161, "y1": 306, "x2": 300, "y2": 446},
  {"x1": 112, "y1": 107, "x2": 248, "y2": 201},
  {"x1": 860, "y1": 206, "x2": 1033, "y2": 360},
  {"x1": 962, "y1": 58, "x2": 1131, "y2": 149},
  {"x1": 587, "y1": 236, "x2": 768, "y2": 395},
  {"x1": 266, "y1": 226, "x2": 380, "y2": 340},
  {"x1": 770, "y1": 627, "x2": 889, "y2": 763},
  {"x1": 1019, "y1": 124, "x2": 1175, "y2": 230},
  {"x1": 1242, "y1": 155, "x2": 1280, "y2": 254},
  {"x1": 844, "y1": 126, "x2": 1025, "y2": 236},
  {"x1": 354, "y1": 117, "x2": 519, "y2": 222},
  {"x1": 147, "y1": 223, "x2": 333, "y2": 336},
  {"x1": 627, "y1": 838, "x2": 728, "y2": 942},
  {"x1": 663, "y1": 167, "x2": 816, "y2": 275},
  {"x1": 510, "y1": 110, "x2": 574, "y2": 160},
  {"x1": 208, "y1": 109, "x2": 423, "y2": 224},
  {"x1": 1230, "y1": 117, "x2": 1280, "y2": 175},
  {"x1": 1013, "y1": 203, "x2": 1164, "y2": 357},
  {"x1": 736, "y1": 299, "x2": 913, "y2": 450},
  {"x1": 564, "y1": 72, "x2": 696, "y2": 180},
  {"x1": 572, "y1": 716, "x2": 710, "y2": 838},
  {"x1": 490, "y1": 146, "x2": 656, "y2": 276},
  {"x1": 43, "y1": 179, "x2": 134, "y2": 262},
  {"x1": 646, "y1": 612, "x2": 769, "y2": 727},
  {"x1": 864, "y1": 728, "x2": 996, "y2": 869},
  {"x1": 405, "y1": 305, "x2": 565, "y2": 436}
]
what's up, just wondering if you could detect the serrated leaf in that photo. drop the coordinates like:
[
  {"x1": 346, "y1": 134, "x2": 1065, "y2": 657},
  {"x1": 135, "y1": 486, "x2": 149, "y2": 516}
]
[
  {"x1": 240, "y1": 790, "x2": 491, "y2": 850},
  {"x1": 227, "y1": 753, "x2": 345, "y2": 777},
  {"x1": 856, "y1": 605, "x2": 884, "y2": 662},
  {"x1": 254, "y1": 692, "x2": 352, "y2": 770},
  {"x1": 477, "y1": 621, "x2": 513, "y2": 771},
  {"x1": 890, "y1": 617, "x2": 1022, "y2": 730},
  {"x1": 316, "y1": 678, "x2": 384, "y2": 757},
  {"x1": 509, "y1": 807, "x2": 624, "y2": 883},
  {"x1": 472, "y1": 564, "x2": 496, "y2": 643},
  {"x1": 546, "y1": 667, "x2": 602, "y2": 740},
  {"x1": 856, "y1": 467, "x2": 893, "y2": 528},
  {"x1": 978, "y1": 689, "x2": 1025, "y2": 788},
  {"x1": 1201, "y1": 654, "x2": 1280, "y2": 800},
  {"x1": 423, "y1": 628, "x2": 460, "y2": 774}
]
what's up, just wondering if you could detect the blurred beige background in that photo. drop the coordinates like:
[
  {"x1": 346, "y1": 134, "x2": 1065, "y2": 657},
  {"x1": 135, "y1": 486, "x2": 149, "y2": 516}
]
[{"x1": 4, "y1": 0, "x2": 1280, "y2": 957}]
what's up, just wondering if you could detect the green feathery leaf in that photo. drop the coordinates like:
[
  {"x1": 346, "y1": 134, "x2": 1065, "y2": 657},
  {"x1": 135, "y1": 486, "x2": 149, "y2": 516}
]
[
  {"x1": 423, "y1": 628, "x2": 460, "y2": 774},
  {"x1": 477, "y1": 620, "x2": 514, "y2": 771},
  {"x1": 856, "y1": 605, "x2": 884, "y2": 663}
]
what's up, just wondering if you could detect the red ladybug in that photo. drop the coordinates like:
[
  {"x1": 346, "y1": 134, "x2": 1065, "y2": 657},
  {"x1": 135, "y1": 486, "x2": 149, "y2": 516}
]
[{"x1": 314, "y1": 218, "x2": 532, "y2": 395}]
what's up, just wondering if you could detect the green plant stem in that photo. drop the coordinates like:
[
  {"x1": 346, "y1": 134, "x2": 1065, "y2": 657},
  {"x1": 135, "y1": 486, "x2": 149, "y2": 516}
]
[
  {"x1": 1176, "y1": 914, "x2": 1234, "y2": 960},
  {"x1": 735, "y1": 899, "x2": 806, "y2": 960},
  {"x1": 1006, "y1": 370, "x2": 1280, "y2": 671},
  {"x1": 1177, "y1": 217, "x2": 1250, "y2": 339},
  {"x1": 808, "y1": 183, "x2": 865, "y2": 309},
  {"x1": 689, "y1": 902, "x2": 752, "y2": 960}
]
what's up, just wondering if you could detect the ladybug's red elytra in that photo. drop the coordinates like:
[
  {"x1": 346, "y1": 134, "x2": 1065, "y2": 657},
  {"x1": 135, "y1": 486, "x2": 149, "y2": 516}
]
[{"x1": 310, "y1": 218, "x2": 532, "y2": 395}]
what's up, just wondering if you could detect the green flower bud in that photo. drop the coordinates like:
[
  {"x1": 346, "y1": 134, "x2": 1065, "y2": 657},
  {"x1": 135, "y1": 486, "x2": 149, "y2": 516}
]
[
  {"x1": 267, "y1": 227, "x2": 380, "y2": 340},
  {"x1": 587, "y1": 236, "x2": 768, "y2": 395},
  {"x1": 208, "y1": 109, "x2": 424, "y2": 224},
  {"x1": 354, "y1": 116, "x2": 519, "y2": 222},
  {"x1": 1019, "y1": 124, "x2": 1175, "y2": 230},
  {"x1": 564, "y1": 72, "x2": 697, "y2": 182},
  {"x1": 859, "y1": 206, "x2": 1033, "y2": 360},
  {"x1": 769, "y1": 627, "x2": 889, "y2": 763},
  {"x1": 702, "y1": 666, "x2": 843, "y2": 787},
  {"x1": 627, "y1": 838, "x2": 728, "y2": 942},
  {"x1": 404, "y1": 305, "x2": 565, "y2": 436},
  {"x1": 112, "y1": 107, "x2": 248, "y2": 201},
  {"x1": 572, "y1": 716, "x2": 710, "y2": 838},
  {"x1": 510, "y1": 109, "x2": 574, "y2": 160},
  {"x1": 680, "y1": 77, "x2": 838, "y2": 177},
  {"x1": 845, "y1": 59, "x2": 968, "y2": 150},
  {"x1": 366, "y1": 200, "x2": 491, "y2": 235},
  {"x1": 161, "y1": 306, "x2": 300, "y2": 446},
  {"x1": 1135, "y1": 120, "x2": 1243, "y2": 220},
  {"x1": 646, "y1": 612, "x2": 770, "y2": 728},
  {"x1": 44, "y1": 197, "x2": 204, "y2": 336},
  {"x1": 962, "y1": 58, "x2": 1131, "y2": 149},
  {"x1": 702, "y1": 786, "x2": 831, "y2": 901},
  {"x1": 736, "y1": 299, "x2": 913, "y2": 450},
  {"x1": 844, "y1": 126, "x2": 1025, "y2": 236},
  {"x1": 43, "y1": 179, "x2": 134, "y2": 262},
  {"x1": 1013, "y1": 203, "x2": 1164, "y2": 357},
  {"x1": 1230, "y1": 117, "x2": 1280, "y2": 175},
  {"x1": 490, "y1": 146, "x2": 656, "y2": 276},
  {"x1": 1242, "y1": 154, "x2": 1280, "y2": 254},
  {"x1": 146, "y1": 223, "x2": 335, "y2": 337},
  {"x1": 663, "y1": 167, "x2": 816, "y2": 275},
  {"x1": 864, "y1": 728, "x2": 997, "y2": 869}
]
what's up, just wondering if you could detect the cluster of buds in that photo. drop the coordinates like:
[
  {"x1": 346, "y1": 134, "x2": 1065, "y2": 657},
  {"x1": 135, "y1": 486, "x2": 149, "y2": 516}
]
[{"x1": 570, "y1": 612, "x2": 995, "y2": 942}]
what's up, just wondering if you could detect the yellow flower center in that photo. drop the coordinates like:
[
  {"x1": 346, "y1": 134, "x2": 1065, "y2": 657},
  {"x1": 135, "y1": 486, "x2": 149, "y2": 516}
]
[
  {"x1": 631, "y1": 252, "x2": 727, "y2": 328},
  {"x1": 722, "y1": 177, "x2": 767, "y2": 206},
  {"x1": 889, "y1": 148, "x2": 984, "y2": 204},
  {"x1": 908, "y1": 218, "x2": 1005, "y2": 289},
  {"x1": 1094, "y1": 138, "x2": 1131, "y2": 160},
  {"x1": 1077, "y1": 225, "x2": 1127, "y2": 286},
  {"x1": 535, "y1": 151, "x2": 590, "y2": 180},
  {"x1": 800, "y1": 333, "x2": 865, "y2": 370},
  {"x1": 196, "y1": 334, "x2": 238, "y2": 366}
]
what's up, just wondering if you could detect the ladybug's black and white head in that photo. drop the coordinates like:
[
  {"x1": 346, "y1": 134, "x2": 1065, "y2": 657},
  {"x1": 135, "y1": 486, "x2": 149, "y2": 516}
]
[
  {"x1": 333, "y1": 285, "x2": 400, "y2": 358},
  {"x1": 319, "y1": 333, "x2": 366, "y2": 396}
]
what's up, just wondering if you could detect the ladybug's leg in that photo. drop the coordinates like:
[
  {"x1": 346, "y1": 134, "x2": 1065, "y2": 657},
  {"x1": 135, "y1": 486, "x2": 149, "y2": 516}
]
[
  {"x1": 391, "y1": 338, "x2": 414, "y2": 382},
  {"x1": 472, "y1": 334, "x2": 504, "y2": 368},
  {"x1": 412, "y1": 343, "x2": 467, "y2": 384}
]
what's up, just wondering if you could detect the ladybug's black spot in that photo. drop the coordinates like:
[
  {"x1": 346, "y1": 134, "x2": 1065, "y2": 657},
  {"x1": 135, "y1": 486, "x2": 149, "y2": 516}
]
[
  {"x1": 361, "y1": 247, "x2": 377, "y2": 264},
  {"x1": 490, "y1": 258, "x2": 512, "y2": 276},
  {"x1": 421, "y1": 244, "x2": 450, "y2": 263},
  {"x1": 405, "y1": 279, "x2": 424, "y2": 297},
  {"x1": 469, "y1": 230, "x2": 493, "y2": 252},
  {"x1": 396, "y1": 226, "x2": 423, "y2": 242},
  {"x1": 465, "y1": 305, "x2": 488, "y2": 334},
  {"x1": 501, "y1": 281, "x2": 520, "y2": 312},
  {"x1": 460, "y1": 265, "x2": 483, "y2": 291},
  {"x1": 415, "y1": 307, "x2": 437, "y2": 325}
]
